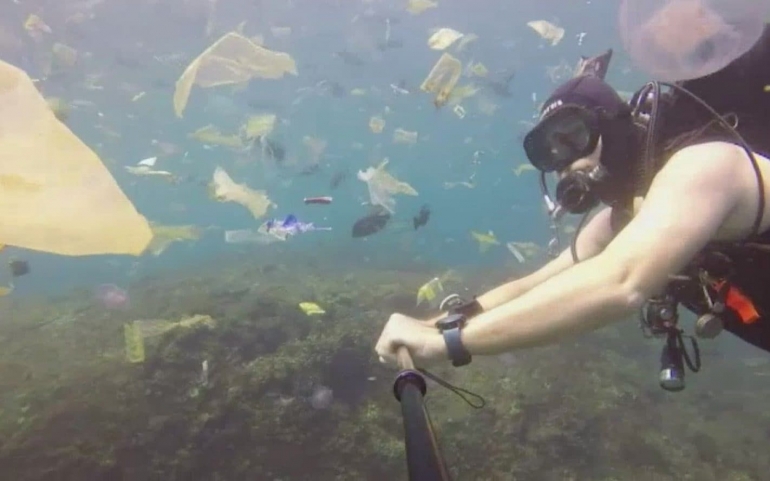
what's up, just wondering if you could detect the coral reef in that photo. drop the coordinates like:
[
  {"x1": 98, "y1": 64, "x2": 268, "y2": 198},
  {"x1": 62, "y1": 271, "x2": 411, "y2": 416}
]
[{"x1": 0, "y1": 251, "x2": 768, "y2": 481}]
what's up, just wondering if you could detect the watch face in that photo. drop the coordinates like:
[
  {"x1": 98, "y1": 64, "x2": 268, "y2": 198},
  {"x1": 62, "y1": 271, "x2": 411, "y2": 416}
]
[{"x1": 437, "y1": 313, "x2": 465, "y2": 330}]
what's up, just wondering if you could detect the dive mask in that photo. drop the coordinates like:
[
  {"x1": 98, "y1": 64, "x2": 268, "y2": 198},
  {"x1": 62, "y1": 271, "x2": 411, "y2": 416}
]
[{"x1": 523, "y1": 104, "x2": 601, "y2": 173}]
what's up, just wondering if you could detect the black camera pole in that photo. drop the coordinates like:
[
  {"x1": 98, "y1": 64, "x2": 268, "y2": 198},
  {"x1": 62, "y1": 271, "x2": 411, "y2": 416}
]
[{"x1": 392, "y1": 347, "x2": 451, "y2": 481}]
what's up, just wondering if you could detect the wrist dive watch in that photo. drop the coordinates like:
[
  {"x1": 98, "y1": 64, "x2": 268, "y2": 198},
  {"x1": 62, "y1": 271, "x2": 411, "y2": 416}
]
[{"x1": 435, "y1": 312, "x2": 471, "y2": 367}]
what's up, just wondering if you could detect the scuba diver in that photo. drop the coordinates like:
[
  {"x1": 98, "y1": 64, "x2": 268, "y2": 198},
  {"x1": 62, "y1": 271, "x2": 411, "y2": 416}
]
[{"x1": 375, "y1": 20, "x2": 770, "y2": 390}]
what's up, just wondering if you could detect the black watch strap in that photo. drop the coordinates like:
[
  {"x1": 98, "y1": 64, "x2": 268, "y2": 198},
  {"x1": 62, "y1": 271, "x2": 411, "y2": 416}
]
[
  {"x1": 436, "y1": 313, "x2": 471, "y2": 367},
  {"x1": 442, "y1": 327, "x2": 471, "y2": 367}
]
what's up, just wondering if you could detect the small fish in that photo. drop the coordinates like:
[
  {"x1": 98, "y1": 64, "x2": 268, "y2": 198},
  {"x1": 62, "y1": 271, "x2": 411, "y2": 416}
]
[
  {"x1": 483, "y1": 72, "x2": 515, "y2": 98},
  {"x1": 329, "y1": 171, "x2": 348, "y2": 189},
  {"x1": 351, "y1": 211, "x2": 391, "y2": 238},
  {"x1": 263, "y1": 214, "x2": 331, "y2": 240},
  {"x1": 413, "y1": 205, "x2": 431, "y2": 230},
  {"x1": 304, "y1": 196, "x2": 333, "y2": 205},
  {"x1": 8, "y1": 259, "x2": 29, "y2": 278},
  {"x1": 335, "y1": 50, "x2": 365, "y2": 67}
]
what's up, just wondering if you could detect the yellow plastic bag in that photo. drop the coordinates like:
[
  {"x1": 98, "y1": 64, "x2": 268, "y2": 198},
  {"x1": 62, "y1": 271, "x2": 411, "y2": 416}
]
[{"x1": 0, "y1": 60, "x2": 152, "y2": 256}]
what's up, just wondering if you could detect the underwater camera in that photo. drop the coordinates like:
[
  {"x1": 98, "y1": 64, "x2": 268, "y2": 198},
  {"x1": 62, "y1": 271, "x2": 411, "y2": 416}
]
[{"x1": 640, "y1": 294, "x2": 701, "y2": 392}]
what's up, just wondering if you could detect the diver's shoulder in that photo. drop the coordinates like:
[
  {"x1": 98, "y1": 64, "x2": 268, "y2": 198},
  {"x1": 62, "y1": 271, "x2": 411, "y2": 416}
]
[{"x1": 662, "y1": 141, "x2": 748, "y2": 176}]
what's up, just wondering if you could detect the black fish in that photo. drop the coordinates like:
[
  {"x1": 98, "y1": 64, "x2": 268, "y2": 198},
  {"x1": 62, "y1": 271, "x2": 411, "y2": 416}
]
[
  {"x1": 8, "y1": 259, "x2": 29, "y2": 278},
  {"x1": 377, "y1": 39, "x2": 404, "y2": 51},
  {"x1": 261, "y1": 137, "x2": 286, "y2": 163},
  {"x1": 327, "y1": 81, "x2": 347, "y2": 98},
  {"x1": 351, "y1": 211, "x2": 390, "y2": 238},
  {"x1": 412, "y1": 205, "x2": 430, "y2": 230},
  {"x1": 329, "y1": 170, "x2": 348, "y2": 189},
  {"x1": 484, "y1": 72, "x2": 516, "y2": 98},
  {"x1": 573, "y1": 49, "x2": 613, "y2": 80},
  {"x1": 335, "y1": 50, "x2": 365, "y2": 67}
]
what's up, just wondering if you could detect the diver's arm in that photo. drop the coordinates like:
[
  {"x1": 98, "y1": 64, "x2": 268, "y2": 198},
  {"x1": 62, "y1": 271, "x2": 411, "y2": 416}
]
[
  {"x1": 474, "y1": 207, "x2": 615, "y2": 312},
  {"x1": 458, "y1": 143, "x2": 743, "y2": 354},
  {"x1": 422, "y1": 207, "x2": 614, "y2": 326}
]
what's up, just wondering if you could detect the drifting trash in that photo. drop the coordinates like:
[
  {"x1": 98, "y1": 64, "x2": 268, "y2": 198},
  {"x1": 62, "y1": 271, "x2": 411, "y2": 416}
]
[
  {"x1": 260, "y1": 214, "x2": 331, "y2": 241},
  {"x1": 420, "y1": 53, "x2": 462, "y2": 108},
  {"x1": 428, "y1": 28, "x2": 464, "y2": 50},
  {"x1": 241, "y1": 113, "x2": 277, "y2": 139},
  {"x1": 527, "y1": 20, "x2": 565, "y2": 46},
  {"x1": 173, "y1": 31, "x2": 298, "y2": 117},
  {"x1": 416, "y1": 277, "x2": 444, "y2": 307},
  {"x1": 124, "y1": 315, "x2": 217, "y2": 363},
  {"x1": 138, "y1": 156, "x2": 158, "y2": 167},
  {"x1": 513, "y1": 164, "x2": 537, "y2": 176},
  {"x1": 357, "y1": 159, "x2": 418, "y2": 214},
  {"x1": 471, "y1": 230, "x2": 500, "y2": 253},
  {"x1": 24, "y1": 14, "x2": 51, "y2": 40},
  {"x1": 369, "y1": 116, "x2": 386, "y2": 133},
  {"x1": 146, "y1": 223, "x2": 201, "y2": 256},
  {"x1": 393, "y1": 128, "x2": 418, "y2": 145},
  {"x1": 407, "y1": 0, "x2": 438, "y2": 15},
  {"x1": 304, "y1": 196, "x2": 333, "y2": 205},
  {"x1": 190, "y1": 125, "x2": 244, "y2": 149},
  {"x1": 224, "y1": 229, "x2": 282, "y2": 245},
  {"x1": 299, "y1": 302, "x2": 325, "y2": 315},
  {"x1": 208, "y1": 167, "x2": 275, "y2": 219},
  {"x1": 0, "y1": 59, "x2": 152, "y2": 256}
]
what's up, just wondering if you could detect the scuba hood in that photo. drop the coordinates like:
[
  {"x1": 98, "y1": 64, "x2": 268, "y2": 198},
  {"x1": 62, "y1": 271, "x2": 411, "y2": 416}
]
[{"x1": 535, "y1": 75, "x2": 647, "y2": 213}]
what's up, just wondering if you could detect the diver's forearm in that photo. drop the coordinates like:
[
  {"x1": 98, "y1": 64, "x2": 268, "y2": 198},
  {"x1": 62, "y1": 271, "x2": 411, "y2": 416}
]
[
  {"x1": 475, "y1": 277, "x2": 537, "y2": 312},
  {"x1": 462, "y1": 254, "x2": 639, "y2": 354},
  {"x1": 420, "y1": 278, "x2": 536, "y2": 327}
]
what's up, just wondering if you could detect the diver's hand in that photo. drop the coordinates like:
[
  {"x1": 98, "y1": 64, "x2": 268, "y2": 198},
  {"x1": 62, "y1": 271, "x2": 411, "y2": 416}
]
[{"x1": 375, "y1": 313, "x2": 447, "y2": 367}]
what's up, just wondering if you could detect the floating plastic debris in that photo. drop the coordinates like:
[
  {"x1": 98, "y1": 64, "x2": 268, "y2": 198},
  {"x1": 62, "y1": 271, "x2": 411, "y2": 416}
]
[
  {"x1": 241, "y1": 113, "x2": 277, "y2": 139},
  {"x1": 428, "y1": 28, "x2": 464, "y2": 50},
  {"x1": 416, "y1": 277, "x2": 444, "y2": 307},
  {"x1": 527, "y1": 20, "x2": 565, "y2": 46},
  {"x1": 304, "y1": 196, "x2": 333, "y2": 205},
  {"x1": 0, "y1": 60, "x2": 152, "y2": 256},
  {"x1": 513, "y1": 164, "x2": 537, "y2": 176},
  {"x1": 146, "y1": 223, "x2": 201, "y2": 256},
  {"x1": 471, "y1": 230, "x2": 500, "y2": 253},
  {"x1": 209, "y1": 167, "x2": 275, "y2": 219},
  {"x1": 420, "y1": 53, "x2": 462, "y2": 108},
  {"x1": 393, "y1": 128, "x2": 418, "y2": 145},
  {"x1": 123, "y1": 315, "x2": 217, "y2": 363},
  {"x1": 224, "y1": 229, "x2": 282, "y2": 245},
  {"x1": 506, "y1": 242, "x2": 526, "y2": 263},
  {"x1": 407, "y1": 0, "x2": 438, "y2": 15},
  {"x1": 369, "y1": 116, "x2": 386, "y2": 133},
  {"x1": 260, "y1": 214, "x2": 331, "y2": 241},
  {"x1": 299, "y1": 302, "x2": 325, "y2": 316},
  {"x1": 124, "y1": 323, "x2": 145, "y2": 363},
  {"x1": 310, "y1": 385, "x2": 334, "y2": 409},
  {"x1": 357, "y1": 159, "x2": 418, "y2": 214},
  {"x1": 173, "y1": 31, "x2": 298, "y2": 117},
  {"x1": 506, "y1": 241, "x2": 541, "y2": 262},
  {"x1": 190, "y1": 125, "x2": 244, "y2": 149},
  {"x1": 24, "y1": 14, "x2": 51, "y2": 41},
  {"x1": 467, "y1": 61, "x2": 488, "y2": 77}
]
